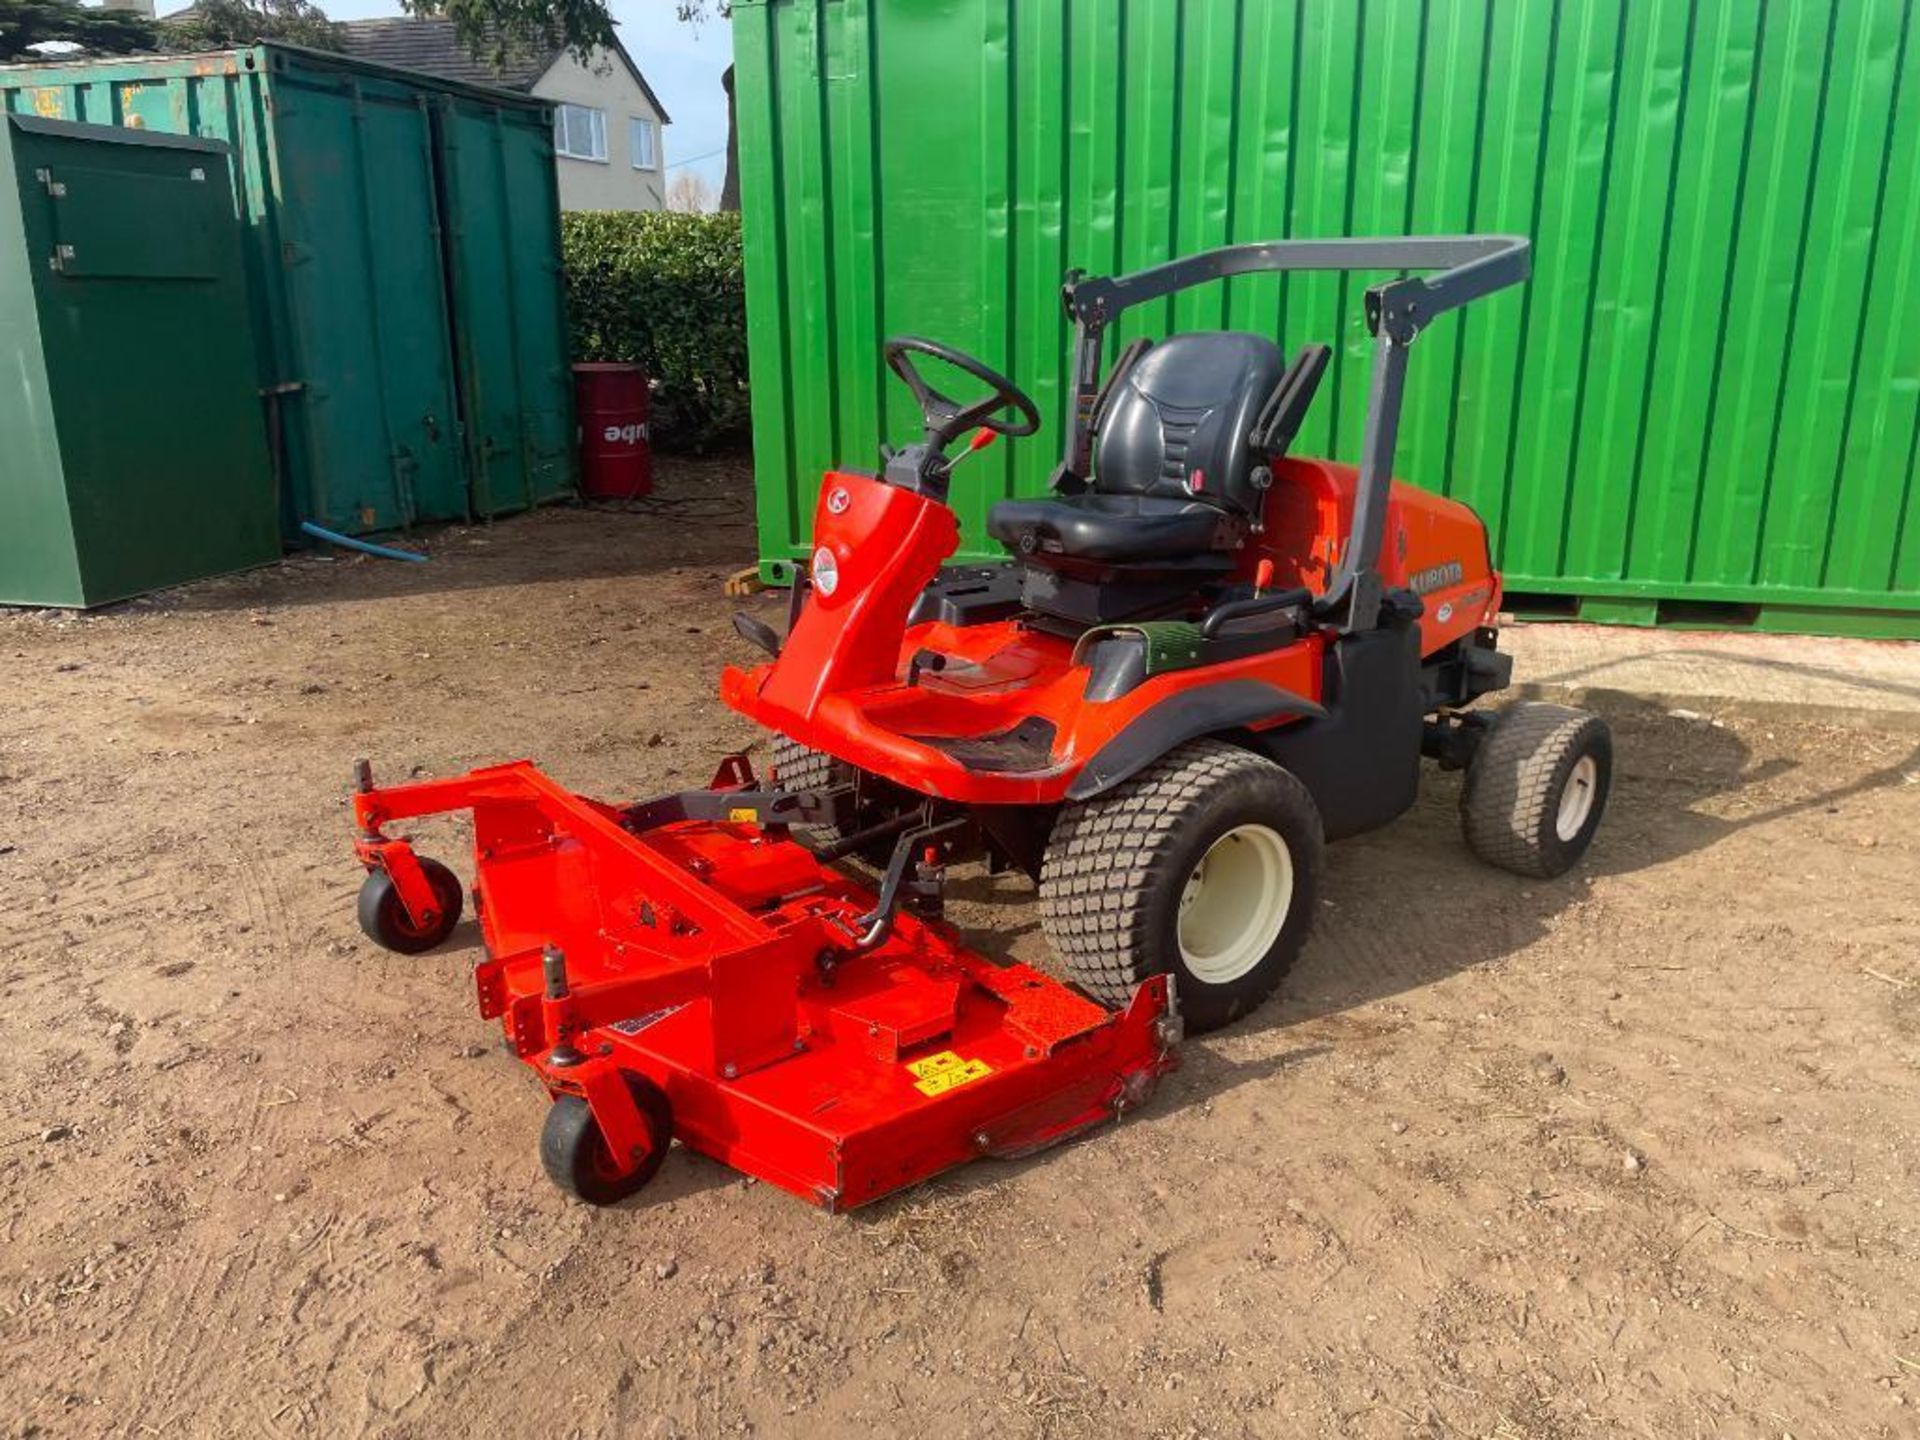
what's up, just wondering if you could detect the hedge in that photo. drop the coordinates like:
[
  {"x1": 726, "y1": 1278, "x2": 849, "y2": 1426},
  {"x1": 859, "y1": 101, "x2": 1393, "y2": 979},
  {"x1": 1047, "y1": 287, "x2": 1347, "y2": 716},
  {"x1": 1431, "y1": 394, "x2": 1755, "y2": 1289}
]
[{"x1": 562, "y1": 211, "x2": 748, "y2": 451}]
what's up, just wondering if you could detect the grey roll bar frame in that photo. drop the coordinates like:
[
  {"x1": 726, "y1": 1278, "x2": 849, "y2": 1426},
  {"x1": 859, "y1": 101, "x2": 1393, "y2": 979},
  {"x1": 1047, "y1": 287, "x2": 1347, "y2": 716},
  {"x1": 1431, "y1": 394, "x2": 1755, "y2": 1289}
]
[{"x1": 1050, "y1": 235, "x2": 1531, "y2": 633}]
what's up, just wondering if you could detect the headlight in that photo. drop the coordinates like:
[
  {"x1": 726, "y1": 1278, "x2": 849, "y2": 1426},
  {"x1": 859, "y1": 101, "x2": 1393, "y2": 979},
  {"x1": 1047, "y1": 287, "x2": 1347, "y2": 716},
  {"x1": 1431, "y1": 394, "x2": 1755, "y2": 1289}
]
[{"x1": 811, "y1": 546, "x2": 840, "y2": 597}]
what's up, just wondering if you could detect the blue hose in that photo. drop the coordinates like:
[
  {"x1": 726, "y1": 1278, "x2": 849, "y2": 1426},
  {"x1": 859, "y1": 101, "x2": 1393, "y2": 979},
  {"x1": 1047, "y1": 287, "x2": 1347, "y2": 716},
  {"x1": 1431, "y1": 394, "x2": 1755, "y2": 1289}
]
[{"x1": 300, "y1": 521, "x2": 430, "y2": 564}]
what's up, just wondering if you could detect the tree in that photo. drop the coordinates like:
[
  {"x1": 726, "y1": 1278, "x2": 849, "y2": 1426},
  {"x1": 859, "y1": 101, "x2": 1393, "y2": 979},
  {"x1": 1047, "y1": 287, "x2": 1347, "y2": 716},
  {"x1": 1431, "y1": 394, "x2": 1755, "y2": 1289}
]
[
  {"x1": 0, "y1": 0, "x2": 158, "y2": 61},
  {"x1": 718, "y1": 62, "x2": 737, "y2": 212},
  {"x1": 401, "y1": 0, "x2": 614, "y2": 68},
  {"x1": 167, "y1": 0, "x2": 343, "y2": 52},
  {"x1": 666, "y1": 169, "x2": 715, "y2": 214}
]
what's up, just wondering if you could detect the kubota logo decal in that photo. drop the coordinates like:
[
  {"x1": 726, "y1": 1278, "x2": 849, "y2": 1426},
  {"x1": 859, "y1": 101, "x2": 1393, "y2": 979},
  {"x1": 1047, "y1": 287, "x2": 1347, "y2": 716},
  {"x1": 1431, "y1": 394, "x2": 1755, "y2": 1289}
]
[
  {"x1": 1408, "y1": 560, "x2": 1464, "y2": 595},
  {"x1": 826, "y1": 487, "x2": 852, "y2": 515}
]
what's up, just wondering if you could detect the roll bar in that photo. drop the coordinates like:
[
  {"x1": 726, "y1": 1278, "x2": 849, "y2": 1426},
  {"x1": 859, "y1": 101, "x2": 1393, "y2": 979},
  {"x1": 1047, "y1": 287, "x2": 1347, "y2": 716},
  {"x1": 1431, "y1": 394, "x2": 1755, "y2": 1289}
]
[{"x1": 1051, "y1": 235, "x2": 1531, "y2": 633}]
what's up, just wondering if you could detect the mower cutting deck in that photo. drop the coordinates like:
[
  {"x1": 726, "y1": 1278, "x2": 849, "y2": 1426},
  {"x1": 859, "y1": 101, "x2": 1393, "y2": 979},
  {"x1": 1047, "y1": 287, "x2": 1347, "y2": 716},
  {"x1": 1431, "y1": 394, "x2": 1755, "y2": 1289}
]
[{"x1": 351, "y1": 757, "x2": 1177, "y2": 1210}]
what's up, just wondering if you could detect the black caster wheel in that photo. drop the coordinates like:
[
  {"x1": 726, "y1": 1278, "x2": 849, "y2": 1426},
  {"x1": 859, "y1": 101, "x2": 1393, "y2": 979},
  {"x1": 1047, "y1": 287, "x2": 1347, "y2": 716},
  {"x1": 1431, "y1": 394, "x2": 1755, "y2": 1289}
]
[
  {"x1": 540, "y1": 1072, "x2": 674, "y2": 1206},
  {"x1": 356, "y1": 857, "x2": 464, "y2": 954}
]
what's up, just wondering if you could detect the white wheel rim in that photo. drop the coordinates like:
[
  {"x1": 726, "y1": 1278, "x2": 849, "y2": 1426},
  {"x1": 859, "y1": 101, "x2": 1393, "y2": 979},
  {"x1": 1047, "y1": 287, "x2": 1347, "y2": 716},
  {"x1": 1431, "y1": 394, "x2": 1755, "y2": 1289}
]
[
  {"x1": 1177, "y1": 823, "x2": 1294, "y2": 985},
  {"x1": 1556, "y1": 754, "x2": 1599, "y2": 842}
]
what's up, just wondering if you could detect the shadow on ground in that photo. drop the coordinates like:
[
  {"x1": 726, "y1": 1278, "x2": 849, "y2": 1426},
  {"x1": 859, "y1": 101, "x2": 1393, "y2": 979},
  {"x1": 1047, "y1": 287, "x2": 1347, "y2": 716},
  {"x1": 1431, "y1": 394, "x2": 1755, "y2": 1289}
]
[
  {"x1": 112, "y1": 454, "x2": 760, "y2": 617},
  {"x1": 1527, "y1": 644, "x2": 1920, "y2": 709}
]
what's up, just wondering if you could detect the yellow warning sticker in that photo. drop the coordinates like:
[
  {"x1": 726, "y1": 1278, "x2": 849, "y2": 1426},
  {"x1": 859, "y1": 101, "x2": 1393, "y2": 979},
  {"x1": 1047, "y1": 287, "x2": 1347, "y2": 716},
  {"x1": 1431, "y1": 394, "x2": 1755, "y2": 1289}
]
[
  {"x1": 727, "y1": 807, "x2": 759, "y2": 824},
  {"x1": 905, "y1": 1049, "x2": 993, "y2": 1097}
]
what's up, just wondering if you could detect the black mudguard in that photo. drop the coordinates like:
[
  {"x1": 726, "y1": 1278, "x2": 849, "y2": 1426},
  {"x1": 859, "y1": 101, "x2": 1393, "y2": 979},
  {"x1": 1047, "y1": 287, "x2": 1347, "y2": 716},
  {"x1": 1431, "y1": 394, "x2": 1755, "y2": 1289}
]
[
  {"x1": 1255, "y1": 623, "x2": 1425, "y2": 840},
  {"x1": 1065, "y1": 679, "x2": 1326, "y2": 801}
]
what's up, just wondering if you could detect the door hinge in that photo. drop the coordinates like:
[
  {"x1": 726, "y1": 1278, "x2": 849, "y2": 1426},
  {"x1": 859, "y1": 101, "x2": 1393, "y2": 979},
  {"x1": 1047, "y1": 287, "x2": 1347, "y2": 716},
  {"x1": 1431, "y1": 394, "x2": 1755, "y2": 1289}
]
[
  {"x1": 34, "y1": 168, "x2": 67, "y2": 198},
  {"x1": 49, "y1": 244, "x2": 75, "y2": 272}
]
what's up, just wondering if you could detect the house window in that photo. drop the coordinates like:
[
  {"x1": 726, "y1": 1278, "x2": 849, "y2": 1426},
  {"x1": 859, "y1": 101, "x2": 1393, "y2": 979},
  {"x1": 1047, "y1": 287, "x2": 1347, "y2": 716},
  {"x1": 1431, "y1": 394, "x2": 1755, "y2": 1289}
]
[
  {"x1": 554, "y1": 104, "x2": 607, "y2": 162},
  {"x1": 629, "y1": 116, "x2": 658, "y2": 170}
]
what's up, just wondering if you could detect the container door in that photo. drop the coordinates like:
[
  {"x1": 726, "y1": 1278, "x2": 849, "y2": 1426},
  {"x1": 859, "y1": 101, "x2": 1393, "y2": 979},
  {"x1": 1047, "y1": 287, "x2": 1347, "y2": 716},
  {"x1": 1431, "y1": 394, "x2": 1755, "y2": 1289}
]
[
  {"x1": 272, "y1": 64, "x2": 467, "y2": 533},
  {"x1": 1, "y1": 51, "x2": 312, "y2": 542},
  {"x1": 4, "y1": 118, "x2": 278, "y2": 606},
  {"x1": 435, "y1": 95, "x2": 576, "y2": 517}
]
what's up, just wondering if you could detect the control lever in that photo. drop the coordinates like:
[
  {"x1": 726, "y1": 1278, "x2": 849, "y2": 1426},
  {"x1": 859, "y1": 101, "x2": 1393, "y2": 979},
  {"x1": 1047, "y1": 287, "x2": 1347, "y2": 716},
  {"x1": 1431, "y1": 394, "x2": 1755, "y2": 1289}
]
[
  {"x1": 943, "y1": 428, "x2": 998, "y2": 470},
  {"x1": 834, "y1": 813, "x2": 969, "y2": 952}
]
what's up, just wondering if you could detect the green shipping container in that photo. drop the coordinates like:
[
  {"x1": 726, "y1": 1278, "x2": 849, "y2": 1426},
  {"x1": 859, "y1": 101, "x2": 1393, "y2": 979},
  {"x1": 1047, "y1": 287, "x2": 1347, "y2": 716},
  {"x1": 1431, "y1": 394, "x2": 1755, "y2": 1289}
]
[
  {"x1": 0, "y1": 116, "x2": 279, "y2": 607},
  {"x1": 0, "y1": 45, "x2": 577, "y2": 538},
  {"x1": 735, "y1": 0, "x2": 1920, "y2": 638}
]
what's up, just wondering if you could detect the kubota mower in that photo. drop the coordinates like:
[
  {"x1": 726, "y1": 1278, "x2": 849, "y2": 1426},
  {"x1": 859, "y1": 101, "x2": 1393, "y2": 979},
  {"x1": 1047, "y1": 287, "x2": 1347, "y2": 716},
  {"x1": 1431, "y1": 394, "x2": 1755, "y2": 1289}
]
[{"x1": 351, "y1": 234, "x2": 1612, "y2": 1211}]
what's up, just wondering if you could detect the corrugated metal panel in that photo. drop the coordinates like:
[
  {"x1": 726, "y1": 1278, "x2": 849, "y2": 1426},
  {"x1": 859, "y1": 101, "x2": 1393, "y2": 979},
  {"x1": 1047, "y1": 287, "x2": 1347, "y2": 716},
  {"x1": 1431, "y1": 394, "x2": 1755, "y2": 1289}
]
[
  {"x1": 436, "y1": 91, "x2": 578, "y2": 516},
  {"x1": 268, "y1": 52, "x2": 470, "y2": 533},
  {"x1": 736, "y1": 0, "x2": 1920, "y2": 635}
]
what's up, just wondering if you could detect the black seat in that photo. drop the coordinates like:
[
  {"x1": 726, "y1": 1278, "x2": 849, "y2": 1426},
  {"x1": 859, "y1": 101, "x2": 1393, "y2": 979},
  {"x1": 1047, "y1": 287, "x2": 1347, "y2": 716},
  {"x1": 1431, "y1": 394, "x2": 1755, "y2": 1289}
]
[
  {"x1": 987, "y1": 331, "x2": 1288, "y2": 570},
  {"x1": 986, "y1": 492, "x2": 1232, "y2": 564}
]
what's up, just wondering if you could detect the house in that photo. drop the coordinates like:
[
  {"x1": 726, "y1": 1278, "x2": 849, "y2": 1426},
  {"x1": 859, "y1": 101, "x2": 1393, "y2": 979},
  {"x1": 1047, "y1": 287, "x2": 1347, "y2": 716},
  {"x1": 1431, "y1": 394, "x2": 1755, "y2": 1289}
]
[{"x1": 339, "y1": 18, "x2": 669, "y2": 212}]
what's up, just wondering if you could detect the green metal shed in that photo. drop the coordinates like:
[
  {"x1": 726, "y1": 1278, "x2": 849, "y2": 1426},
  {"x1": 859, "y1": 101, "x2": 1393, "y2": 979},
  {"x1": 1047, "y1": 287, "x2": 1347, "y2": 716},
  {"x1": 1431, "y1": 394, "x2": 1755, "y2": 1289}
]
[
  {"x1": 734, "y1": 0, "x2": 1920, "y2": 638},
  {"x1": 0, "y1": 115, "x2": 279, "y2": 607},
  {"x1": 0, "y1": 44, "x2": 576, "y2": 539}
]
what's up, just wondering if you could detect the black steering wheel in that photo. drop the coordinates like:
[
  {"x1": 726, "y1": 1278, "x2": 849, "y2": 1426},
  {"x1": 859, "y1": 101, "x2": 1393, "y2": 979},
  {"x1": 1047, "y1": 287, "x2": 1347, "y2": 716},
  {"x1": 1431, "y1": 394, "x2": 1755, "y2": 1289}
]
[{"x1": 883, "y1": 335, "x2": 1042, "y2": 450}]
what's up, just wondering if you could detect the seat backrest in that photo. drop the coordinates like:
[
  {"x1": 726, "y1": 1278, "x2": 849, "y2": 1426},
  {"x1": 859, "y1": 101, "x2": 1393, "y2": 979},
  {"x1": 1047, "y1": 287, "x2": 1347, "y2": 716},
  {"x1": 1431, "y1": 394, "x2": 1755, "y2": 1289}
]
[{"x1": 1093, "y1": 332, "x2": 1287, "y2": 515}]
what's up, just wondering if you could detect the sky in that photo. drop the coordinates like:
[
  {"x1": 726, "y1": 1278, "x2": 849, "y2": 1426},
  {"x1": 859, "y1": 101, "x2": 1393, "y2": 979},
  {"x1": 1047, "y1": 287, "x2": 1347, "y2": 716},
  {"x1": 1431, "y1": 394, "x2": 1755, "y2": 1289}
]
[{"x1": 323, "y1": 0, "x2": 736, "y2": 197}]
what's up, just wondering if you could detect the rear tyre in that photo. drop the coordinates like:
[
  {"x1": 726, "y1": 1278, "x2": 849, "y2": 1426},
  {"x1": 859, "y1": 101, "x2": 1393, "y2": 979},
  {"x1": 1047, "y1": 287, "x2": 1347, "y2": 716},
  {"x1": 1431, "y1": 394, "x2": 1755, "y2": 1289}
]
[
  {"x1": 356, "y1": 858, "x2": 464, "y2": 954},
  {"x1": 540, "y1": 1072, "x2": 673, "y2": 1206},
  {"x1": 1039, "y1": 739, "x2": 1323, "y2": 1034},
  {"x1": 1460, "y1": 702, "x2": 1612, "y2": 878}
]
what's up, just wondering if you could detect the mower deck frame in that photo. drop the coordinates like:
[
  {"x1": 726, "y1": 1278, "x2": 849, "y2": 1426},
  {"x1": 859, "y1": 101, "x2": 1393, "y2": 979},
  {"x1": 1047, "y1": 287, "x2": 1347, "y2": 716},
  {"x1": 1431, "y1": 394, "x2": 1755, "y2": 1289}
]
[{"x1": 352, "y1": 759, "x2": 1177, "y2": 1211}]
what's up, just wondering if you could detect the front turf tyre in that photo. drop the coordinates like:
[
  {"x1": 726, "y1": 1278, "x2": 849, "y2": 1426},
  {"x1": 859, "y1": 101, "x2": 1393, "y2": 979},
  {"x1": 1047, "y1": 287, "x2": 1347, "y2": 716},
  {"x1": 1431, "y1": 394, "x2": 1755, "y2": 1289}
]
[
  {"x1": 540, "y1": 1073, "x2": 674, "y2": 1206},
  {"x1": 1039, "y1": 739, "x2": 1323, "y2": 1034},
  {"x1": 767, "y1": 735, "x2": 907, "y2": 865},
  {"x1": 1460, "y1": 702, "x2": 1612, "y2": 879},
  {"x1": 356, "y1": 858, "x2": 464, "y2": 954},
  {"x1": 767, "y1": 736, "x2": 852, "y2": 848}
]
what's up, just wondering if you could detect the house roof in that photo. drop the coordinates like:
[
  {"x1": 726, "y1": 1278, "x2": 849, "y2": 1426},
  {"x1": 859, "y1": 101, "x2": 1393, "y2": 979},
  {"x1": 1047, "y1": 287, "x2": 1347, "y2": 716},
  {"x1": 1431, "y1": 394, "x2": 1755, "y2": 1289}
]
[{"x1": 337, "y1": 18, "x2": 669, "y2": 122}]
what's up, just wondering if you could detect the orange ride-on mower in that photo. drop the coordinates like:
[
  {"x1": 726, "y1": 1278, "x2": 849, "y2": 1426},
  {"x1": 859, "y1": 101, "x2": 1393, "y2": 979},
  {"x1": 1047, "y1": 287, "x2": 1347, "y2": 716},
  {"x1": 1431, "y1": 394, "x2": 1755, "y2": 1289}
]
[{"x1": 351, "y1": 234, "x2": 1612, "y2": 1211}]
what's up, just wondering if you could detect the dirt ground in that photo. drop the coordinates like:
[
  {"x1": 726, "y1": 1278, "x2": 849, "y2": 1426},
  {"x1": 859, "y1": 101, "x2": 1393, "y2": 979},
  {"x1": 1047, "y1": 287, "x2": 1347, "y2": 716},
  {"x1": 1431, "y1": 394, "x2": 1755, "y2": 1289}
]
[{"x1": 3, "y1": 454, "x2": 1919, "y2": 1440}]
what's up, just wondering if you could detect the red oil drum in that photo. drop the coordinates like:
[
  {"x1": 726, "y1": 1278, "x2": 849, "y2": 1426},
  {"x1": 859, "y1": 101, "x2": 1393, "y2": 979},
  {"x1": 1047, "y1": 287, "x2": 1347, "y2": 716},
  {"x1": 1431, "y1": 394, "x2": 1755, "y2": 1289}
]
[{"x1": 573, "y1": 362, "x2": 653, "y2": 499}]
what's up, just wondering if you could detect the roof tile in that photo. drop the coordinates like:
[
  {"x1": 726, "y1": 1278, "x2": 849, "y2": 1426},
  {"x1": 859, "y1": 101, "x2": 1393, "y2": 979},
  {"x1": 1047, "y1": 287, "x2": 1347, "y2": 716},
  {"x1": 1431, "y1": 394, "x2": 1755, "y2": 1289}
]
[{"x1": 338, "y1": 18, "x2": 554, "y2": 92}]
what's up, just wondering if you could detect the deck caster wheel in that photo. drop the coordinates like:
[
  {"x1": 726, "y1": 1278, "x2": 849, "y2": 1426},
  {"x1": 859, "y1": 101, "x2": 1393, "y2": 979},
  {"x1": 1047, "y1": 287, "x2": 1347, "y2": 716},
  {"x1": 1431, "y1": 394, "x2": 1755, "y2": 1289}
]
[
  {"x1": 356, "y1": 858, "x2": 464, "y2": 954},
  {"x1": 1461, "y1": 702, "x2": 1612, "y2": 878},
  {"x1": 1039, "y1": 739, "x2": 1323, "y2": 1035},
  {"x1": 540, "y1": 1073, "x2": 673, "y2": 1206}
]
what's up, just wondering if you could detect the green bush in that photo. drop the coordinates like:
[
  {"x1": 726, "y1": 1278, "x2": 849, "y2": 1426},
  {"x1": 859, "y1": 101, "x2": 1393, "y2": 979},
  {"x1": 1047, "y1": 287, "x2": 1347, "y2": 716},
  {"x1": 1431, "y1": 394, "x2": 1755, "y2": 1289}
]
[{"x1": 562, "y1": 211, "x2": 748, "y2": 451}]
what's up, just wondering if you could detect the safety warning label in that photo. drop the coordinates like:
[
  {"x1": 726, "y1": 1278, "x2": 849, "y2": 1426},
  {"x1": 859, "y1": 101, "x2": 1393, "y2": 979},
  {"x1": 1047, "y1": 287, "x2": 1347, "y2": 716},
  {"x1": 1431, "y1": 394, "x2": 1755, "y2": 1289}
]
[{"x1": 905, "y1": 1050, "x2": 993, "y2": 1097}]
